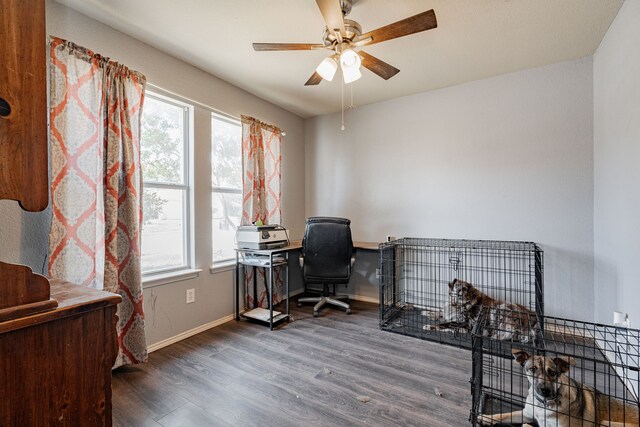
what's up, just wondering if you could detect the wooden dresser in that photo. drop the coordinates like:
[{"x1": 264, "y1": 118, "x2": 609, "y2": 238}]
[
  {"x1": 0, "y1": 281, "x2": 121, "y2": 426},
  {"x1": 1, "y1": 0, "x2": 123, "y2": 425}
]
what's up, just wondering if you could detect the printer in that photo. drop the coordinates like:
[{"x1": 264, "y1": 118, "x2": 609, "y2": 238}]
[{"x1": 236, "y1": 225, "x2": 289, "y2": 250}]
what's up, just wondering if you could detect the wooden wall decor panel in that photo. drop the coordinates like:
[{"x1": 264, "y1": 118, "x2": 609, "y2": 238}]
[{"x1": 0, "y1": 0, "x2": 49, "y2": 212}]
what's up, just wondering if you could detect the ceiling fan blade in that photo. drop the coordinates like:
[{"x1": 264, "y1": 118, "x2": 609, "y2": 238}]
[
  {"x1": 305, "y1": 72, "x2": 323, "y2": 86},
  {"x1": 316, "y1": 0, "x2": 345, "y2": 35},
  {"x1": 352, "y1": 36, "x2": 372, "y2": 47},
  {"x1": 359, "y1": 9, "x2": 437, "y2": 46},
  {"x1": 359, "y1": 51, "x2": 400, "y2": 80},
  {"x1": 253, "y1": 43, "x2": 325, "y2": 51}
]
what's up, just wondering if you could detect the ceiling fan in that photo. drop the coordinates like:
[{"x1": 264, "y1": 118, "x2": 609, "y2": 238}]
[{"x1": 253, "y1": 0, "x2": 437, "y2": 86}]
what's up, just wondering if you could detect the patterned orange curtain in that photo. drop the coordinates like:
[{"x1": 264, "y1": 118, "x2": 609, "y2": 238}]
[
  {"x1": 48, "y1": 37, "x2": 147, "y2": 367},
  {"x1": 241, "y1": 116, "x2": 284, "y2": 308}
]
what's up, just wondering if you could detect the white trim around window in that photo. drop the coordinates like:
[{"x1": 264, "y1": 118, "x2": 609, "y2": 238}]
[{"x1": 141, "y1": 92, "x2": 191, "y2": 278}]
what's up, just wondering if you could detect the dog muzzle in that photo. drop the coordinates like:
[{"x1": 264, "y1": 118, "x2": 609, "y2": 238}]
[{"x1": 534, "y1": 390, "x2": 560, "y2": 406}]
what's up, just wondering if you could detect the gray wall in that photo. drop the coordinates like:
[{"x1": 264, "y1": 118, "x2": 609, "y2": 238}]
[
  {"x1": 305, "y1": 58, "x2": 595, "y2": 320},
  {"x1": 0, "y1": 0, "x2": 306, "y2": 348},
  {"x1": 593, "y1": 0, "x2": 640, "y2": 326}
]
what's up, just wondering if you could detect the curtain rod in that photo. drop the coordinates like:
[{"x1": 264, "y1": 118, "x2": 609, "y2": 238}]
[{"x1": 146, "y1": 82, "x2": 286, "y2": 136}]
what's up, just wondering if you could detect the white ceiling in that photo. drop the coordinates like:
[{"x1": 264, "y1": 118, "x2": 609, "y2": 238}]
[{"x1": 55, "y1": 0, "x2": 623, "y2": 118}]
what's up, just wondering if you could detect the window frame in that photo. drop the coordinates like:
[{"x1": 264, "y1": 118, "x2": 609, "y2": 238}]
[
  {"x1": 211, "y1": 112, "x2": 243, "y2": 266},
  {"x1": 141, "y1": 91, "x2": 193, "y2": 277}
]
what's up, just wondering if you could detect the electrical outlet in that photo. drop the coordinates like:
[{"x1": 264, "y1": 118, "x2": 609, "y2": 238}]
[
  {"x1": 186, "y1": 288, "x2": 195, "y2": 304},
  {"x1": 375, "y1": 268, "x2": 380, "y2": 279},
  {"x1": 613, "y1": 311, "x2": 630, "y2": 327}
]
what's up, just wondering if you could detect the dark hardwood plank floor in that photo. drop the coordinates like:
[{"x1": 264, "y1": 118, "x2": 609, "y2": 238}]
[{"x1": 112, "y1": 301, "x2": 473, "y2": 426}]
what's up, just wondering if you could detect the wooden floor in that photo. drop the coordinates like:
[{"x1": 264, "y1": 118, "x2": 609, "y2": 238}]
[{"x1": 112, "y1": 300, "x2": 473, "y2": 426}]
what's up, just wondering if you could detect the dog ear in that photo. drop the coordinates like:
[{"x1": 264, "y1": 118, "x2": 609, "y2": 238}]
[
  {"x1": 449, "y1": 279, "x2": 457, "y2": 290},
  {"x1": 553, "y1": 356, "x2": 576, "y2": 373},
  {"x1": 512, "y1": 349, "x2": 531, "y2": 366}
]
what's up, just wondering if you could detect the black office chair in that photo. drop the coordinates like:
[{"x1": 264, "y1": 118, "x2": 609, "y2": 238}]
[{"x1": 297, "y1": 217, "x2": 355, "y2": 317}]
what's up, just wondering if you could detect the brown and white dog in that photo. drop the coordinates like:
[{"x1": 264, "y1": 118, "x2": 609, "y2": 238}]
[
  {"x1": 425, "y1": 279, "x2": 536, "y2": 343},
  {"x1": 477, "y1": 349, "x2": 640, "y2": 427}
]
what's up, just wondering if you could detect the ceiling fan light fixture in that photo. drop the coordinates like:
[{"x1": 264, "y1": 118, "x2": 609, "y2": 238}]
[
  {"x1": 340, "y1": 48, "x2": 362, "y2": 83},
  {"x1": 339, "y1": 48, "x2": 361, "y2": 70},
  {"x1": 342, "y1": 66, "x2": 362, "y2": 84},
  {"x1": 316, "y1": 56, "x2": 338, "y2": 81}
]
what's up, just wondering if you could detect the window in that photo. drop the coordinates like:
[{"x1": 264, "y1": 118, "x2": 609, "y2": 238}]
[
  {"x1": 211, "y1": 114, "x2": 242, "y2": 264},
  {"x1": 140, "y1": 93, "x2": 191, "y2": 274}
]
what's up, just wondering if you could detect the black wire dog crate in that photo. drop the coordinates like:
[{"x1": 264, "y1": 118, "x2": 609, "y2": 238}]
[
  {"x1": 470, "y1": 309, "x2": 640, "y2": 426},
  {"x1": 378, "y1": 238, "x2": 543, "y2": 349}
]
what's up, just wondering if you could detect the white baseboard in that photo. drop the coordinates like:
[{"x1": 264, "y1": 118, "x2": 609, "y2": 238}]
[
  {"x1": 350, "y1": 294, "x2": 379, "y2": 304},
  {"x1": 147, "y1": 313, "x2": 235, "y2": 353},
  {"x1": 290, "y1": 288, "x2": 304, "y2": 297},
  {"x1": 147, "y1": 291, "x2": 379, "y2": 353}
]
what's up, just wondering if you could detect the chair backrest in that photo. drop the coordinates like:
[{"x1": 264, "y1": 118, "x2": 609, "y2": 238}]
[{"x1": 301, "y1": 217, "x2": 354, "y2": 284}]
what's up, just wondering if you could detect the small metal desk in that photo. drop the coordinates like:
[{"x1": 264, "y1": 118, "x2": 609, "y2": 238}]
[{"x1": 234, "y1": 245, "x2": 293, "y2": 330}]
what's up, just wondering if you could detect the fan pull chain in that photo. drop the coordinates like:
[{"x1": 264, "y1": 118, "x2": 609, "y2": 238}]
[
  {"x1": 350, "y1": 83, "x2": 354, "y2": 109},
  {"x1": 341, "y1": 77, "x2": 345, "y2": 131}
]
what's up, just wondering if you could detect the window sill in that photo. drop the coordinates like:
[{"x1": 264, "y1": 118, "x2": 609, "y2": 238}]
[
  {"x1": 210, "y1": 260, "x2": 236, "y2": 274},
  {"x1": 142, "y1": 268, "x2": 202, "y2": 289}
]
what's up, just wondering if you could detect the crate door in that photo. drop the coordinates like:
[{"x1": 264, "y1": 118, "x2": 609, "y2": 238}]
[{"x1": 401, "y1": 246, "x2": 460, "y2": 311}]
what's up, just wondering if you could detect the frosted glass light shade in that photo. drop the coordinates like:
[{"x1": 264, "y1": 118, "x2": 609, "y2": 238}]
[
  {"x1": 342, "y1": 66, "x2": 362, "y2": 83},
  {"x1": 316, "y1": 57, "x2": 338, "y2": 81},
  {"x1": 340, "y1": 49, "x2": 362, "y2": 83},
  {"x1": 340, "y1": 49, "x2": 361, "y2": 69}
]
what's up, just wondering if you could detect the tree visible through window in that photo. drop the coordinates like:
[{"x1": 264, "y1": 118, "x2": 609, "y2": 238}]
[
  {"x1": 212, "y1": 114, "x2": 242, "y2": 263},
  {"x1": 141, "y1": 94, "x2": 191, "y2": 274}
]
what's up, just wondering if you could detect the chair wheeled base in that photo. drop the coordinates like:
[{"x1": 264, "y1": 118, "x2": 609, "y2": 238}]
[{"x1": 297, "y1": 286, "x2": 351, "y2": 317}]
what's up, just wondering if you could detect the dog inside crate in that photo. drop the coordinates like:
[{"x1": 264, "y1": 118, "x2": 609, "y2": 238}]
[
  {"x1": 379, "y1": 238, "x2": 543, "y2": 348},
  {"x1": 423, "y1": 278, "x2": 538, "y2": 343},
  {"x1": 471, "y1": 310, "x2": 640, "y2": 426}
]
